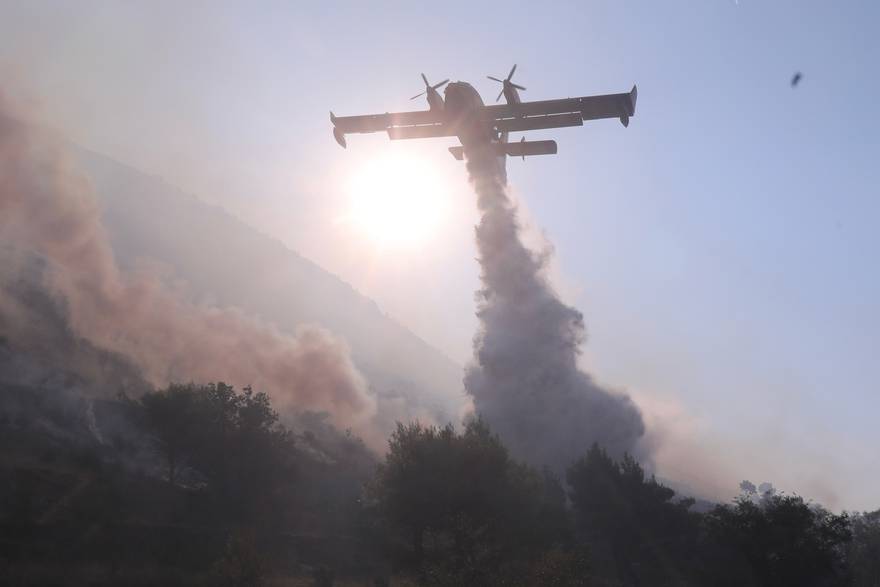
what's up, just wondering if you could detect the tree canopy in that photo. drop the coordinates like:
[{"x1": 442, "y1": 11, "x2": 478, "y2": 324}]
[{"x1": 2, "y1": 380, "x2": 875, "y2": 585}]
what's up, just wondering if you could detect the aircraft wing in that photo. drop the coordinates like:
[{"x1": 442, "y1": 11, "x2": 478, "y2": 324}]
[
  {"x1": 484, "y1": 85, "x2": 638, "y2": 132},
  {"x1": 330, "y1": 110, "x2": 451, "y2": 147}
]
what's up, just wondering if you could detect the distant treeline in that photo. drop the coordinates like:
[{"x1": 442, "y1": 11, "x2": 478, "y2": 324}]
[{"x1": 1, "y1": 381, "x2": 878, "y2": 586}]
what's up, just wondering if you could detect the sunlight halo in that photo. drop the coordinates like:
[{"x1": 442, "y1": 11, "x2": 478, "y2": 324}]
[{"x1": 343, "y1": 151, "x2": 452, "y2": 249}]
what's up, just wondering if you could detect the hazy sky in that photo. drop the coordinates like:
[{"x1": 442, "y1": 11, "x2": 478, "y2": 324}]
[{"x1": 2, "y1": 0, "x2": 878, "y2": 510}]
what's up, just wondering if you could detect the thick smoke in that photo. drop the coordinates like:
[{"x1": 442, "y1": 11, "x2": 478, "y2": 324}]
[
  {"x1": 0, "y1": 91, "x2": 380, "y2": 443},
  {"x1": 463, "y1": 143, "x2": 646, "y2": 472}
]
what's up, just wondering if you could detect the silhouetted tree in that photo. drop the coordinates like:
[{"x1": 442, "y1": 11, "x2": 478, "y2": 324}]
[
  {"x1": 701, "y1": 493, "x2": 851, "y2": 587},
  {"x1": 848, "y1": 509, "x2": 880, "y2": 587},
  {"x1": 567, "y1": 444, "x2": 699, "y2": 585},
  {"x1": 370, "y1": 418, "x2": 570, "y2": 581},
  {"x1": 140, "y1": 382, "x2": 296, "y2": 527},
  {"x1": 7, "y1": 377, "x2": 876, "y2": 585},
  {"x1": 140, "y1": 383, "x2": 199, "y2": 484},
  {"x1": 212, "y1": 529, "x2": 267, "y2": 587}
]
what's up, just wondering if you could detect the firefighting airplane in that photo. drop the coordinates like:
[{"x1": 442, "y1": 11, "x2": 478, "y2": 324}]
[{"x1": 331, "y1": 65, "x2": 637, "y2": 161}]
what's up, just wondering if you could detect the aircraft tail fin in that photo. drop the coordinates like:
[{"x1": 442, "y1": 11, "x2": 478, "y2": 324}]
[
  {"x1": 620, "y1": 85, "x2": 637, "y2": 127},
  {"x1": 333, "y1": 127, "x2": 347, "y2": 148}
]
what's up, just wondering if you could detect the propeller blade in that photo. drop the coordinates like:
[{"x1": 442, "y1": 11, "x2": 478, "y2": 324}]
[
  {"x1": 487, "y1": 76, "x2": 504, "y2": 83},
  {"x1": 432, "y1": 79, "x2": 449, "y2": 90},
  {"x1": 410, "y1": 91, "x2": 426, "y2": 100},
  {"x1": 421, "y1": 73, "x2": 429, "y2": 86},
  {"x1": 507, "y1": 64, "x2": 517, "y2": 80},
  {"x1": 496, "y1": 89, "x2": 504, "y2": 102},
  {"x1": 511, "y1": 83, "x2": 526, "y2": 91}
]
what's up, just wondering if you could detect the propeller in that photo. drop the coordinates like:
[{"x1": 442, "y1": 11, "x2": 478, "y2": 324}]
[
  {"x1": 410, "y1": 73, "x2": 450, "y2": 100},
  {"x1": 487, "y1": 64, "x2": 526, "y2": 101}
]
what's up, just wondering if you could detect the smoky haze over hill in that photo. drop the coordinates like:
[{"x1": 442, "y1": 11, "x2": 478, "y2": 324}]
[
  {"x1": 0, "y1": 100, "x2": 388, "y2": 442},
  {"x1": 0, "y1": 93, "x2": 465, "y2": 455},
  {"x1": 72, "y1": 146, "x2": 465, "y2": 428}
]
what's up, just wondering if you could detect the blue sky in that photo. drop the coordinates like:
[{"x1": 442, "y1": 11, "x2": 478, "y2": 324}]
[{"x1": 2, "y1": 0, "x2": 878, "y2": 509}]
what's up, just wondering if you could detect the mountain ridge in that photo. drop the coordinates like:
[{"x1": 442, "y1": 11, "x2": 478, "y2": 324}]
[{"x1": 72, "y1": 146, "x2": 466, "y2": 425}]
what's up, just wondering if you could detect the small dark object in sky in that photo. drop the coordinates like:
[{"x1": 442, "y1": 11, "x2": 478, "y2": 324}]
[{"x1": 791, "y1": 72, "x2": 803, "y2": 87}]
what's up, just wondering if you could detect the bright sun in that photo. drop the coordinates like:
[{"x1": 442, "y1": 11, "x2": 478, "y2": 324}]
[{"x1": 345, "y1": 151, "x2": 451, "y2": 248}]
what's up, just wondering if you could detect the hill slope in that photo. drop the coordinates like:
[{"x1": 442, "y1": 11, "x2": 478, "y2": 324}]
[{"x1": 73, "y1": 147, "x2": 465, "y2": 424}]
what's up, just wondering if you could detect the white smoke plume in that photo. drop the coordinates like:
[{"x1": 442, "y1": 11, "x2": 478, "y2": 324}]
[
  {"x1": 0, "y1": 89, "x2": 380, "y2": 443},
  {"x1": 463, "y1": 143, "x2": 646, "y2": 472}
]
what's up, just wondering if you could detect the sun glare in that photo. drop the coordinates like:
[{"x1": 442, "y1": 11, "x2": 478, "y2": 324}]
[{"x1": 345, "y1": 151, "x2": 451, "y2": 248}]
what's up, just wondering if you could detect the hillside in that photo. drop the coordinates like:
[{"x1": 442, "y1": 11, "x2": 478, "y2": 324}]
[{"x1": 73, "y1": 147, "x2": 465, "y2": 425}]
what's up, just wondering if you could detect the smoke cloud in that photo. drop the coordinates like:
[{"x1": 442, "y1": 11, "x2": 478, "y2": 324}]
[
  {"x1": 0, "y1": 90, "x2": 380, "y2": 442},
  {"x1": 463, "y1": 143, "x2": 646, "y2": 472}
]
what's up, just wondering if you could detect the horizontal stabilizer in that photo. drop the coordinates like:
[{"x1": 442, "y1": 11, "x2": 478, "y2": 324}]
[
  {"x1": 505, "y1": 139, "x2": 557, "y2": 158},
  {"x1": 447, "y1": 140, "x2": 558, "y2": 161}
]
